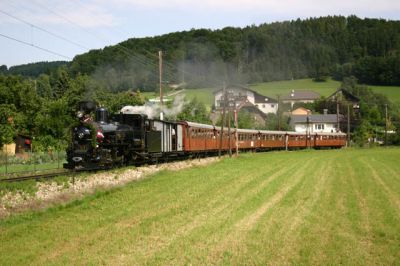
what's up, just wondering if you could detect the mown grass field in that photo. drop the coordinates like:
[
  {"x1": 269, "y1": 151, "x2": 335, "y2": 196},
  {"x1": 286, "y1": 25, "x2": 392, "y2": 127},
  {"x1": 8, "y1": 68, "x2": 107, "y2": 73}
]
[
  {"x1": 181, "y1": 78, "x2": 400, "y2": 107},
  {"x1": 1, "y1": 148, "x2": 400, "y2": 264}
]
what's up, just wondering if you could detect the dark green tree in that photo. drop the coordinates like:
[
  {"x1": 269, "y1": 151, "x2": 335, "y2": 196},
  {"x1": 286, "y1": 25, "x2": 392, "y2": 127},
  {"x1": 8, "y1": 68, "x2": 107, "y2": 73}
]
[{"x1": 177, "y1": 98, "x2": 211, "y2": 124}]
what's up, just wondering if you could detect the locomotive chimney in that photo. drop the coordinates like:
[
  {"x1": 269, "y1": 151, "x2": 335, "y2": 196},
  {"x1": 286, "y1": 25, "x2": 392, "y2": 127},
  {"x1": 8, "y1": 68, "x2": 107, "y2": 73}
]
[{"x1": 96, "y1": 108, "x2": 108, "y2": 123}]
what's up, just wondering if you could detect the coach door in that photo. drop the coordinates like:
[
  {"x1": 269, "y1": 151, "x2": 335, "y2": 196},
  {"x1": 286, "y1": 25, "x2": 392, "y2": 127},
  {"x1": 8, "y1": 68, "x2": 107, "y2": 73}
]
[{"x1": 176, "y1": 125, "x2": 183, "y2": 151}]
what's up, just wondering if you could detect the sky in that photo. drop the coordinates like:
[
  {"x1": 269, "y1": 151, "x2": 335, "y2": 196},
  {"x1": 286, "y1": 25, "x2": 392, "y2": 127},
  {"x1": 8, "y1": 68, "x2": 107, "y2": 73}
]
[{"x1": 0, "y1": 0, "x2": 400, "y2": 67}]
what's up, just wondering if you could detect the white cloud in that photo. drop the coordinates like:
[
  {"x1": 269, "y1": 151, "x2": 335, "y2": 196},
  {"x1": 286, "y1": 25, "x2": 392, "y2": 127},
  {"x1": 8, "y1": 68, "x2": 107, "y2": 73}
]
[
  {"x1": 1, "y1": 0, "x2": 119, "y2": 28},
  {"x1": 97, "y1": 0, "x2": 400, "y2": 16},
  {"x1": 2, "y1": 0, "x2": 398, "y2": 30}
]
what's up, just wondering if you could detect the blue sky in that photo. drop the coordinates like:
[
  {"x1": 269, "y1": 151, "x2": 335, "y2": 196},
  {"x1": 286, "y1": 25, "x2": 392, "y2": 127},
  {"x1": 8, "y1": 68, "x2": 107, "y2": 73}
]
[{"x1": 1, "y1": 0, "x2": 399, "y2": 67}]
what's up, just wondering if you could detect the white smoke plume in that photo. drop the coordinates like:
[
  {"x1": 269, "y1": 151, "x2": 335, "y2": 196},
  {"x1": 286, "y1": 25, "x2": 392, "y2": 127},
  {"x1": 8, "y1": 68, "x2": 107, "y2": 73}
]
[{"x1": 120, "y1": 94, "x2": 186, "y2": 120}]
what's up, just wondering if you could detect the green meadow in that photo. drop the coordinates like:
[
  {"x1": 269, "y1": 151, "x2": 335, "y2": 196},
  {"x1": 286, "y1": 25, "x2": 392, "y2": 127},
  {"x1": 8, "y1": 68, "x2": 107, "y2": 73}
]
[
  {"x1": 1, "y1": 148, "x2": 399, "y2": 265},
  {"x1": 181, "y1": 79, "x2": 400, "y2": 107}
]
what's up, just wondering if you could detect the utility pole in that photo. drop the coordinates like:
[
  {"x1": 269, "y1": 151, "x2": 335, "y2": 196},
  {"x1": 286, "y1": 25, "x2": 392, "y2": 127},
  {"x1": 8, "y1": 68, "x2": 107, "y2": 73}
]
[
  {"x1": 385, "y1": 103, "x2": 388, "y2": 146},
  {"x1": 182, "y1": 62, "x2": 185, "y2": 84},
  {"x1": 277, "y1": 94, "x2": 281, "y2": 131},
  {"x1": 336, "y1": 99, "x2": 340, "y2": 132},
  {"x1": 235, "y1": 109, "x2": 239, "y2": 156},
  {"x1": 218, "y1": 82, "x2": 226, "y2": 158},
  {"x1": 306, "y1": 115, "x2": 310, "y2": 148},
  {"x1": 159, "y1": 50, "x2": 163, "y2": 106},
  {"x1": 228, "y1": 106, "x2": 232, "y2": 157},
  {"x1": 347, "y1": 104, "x2": 350, "y2": 147}
]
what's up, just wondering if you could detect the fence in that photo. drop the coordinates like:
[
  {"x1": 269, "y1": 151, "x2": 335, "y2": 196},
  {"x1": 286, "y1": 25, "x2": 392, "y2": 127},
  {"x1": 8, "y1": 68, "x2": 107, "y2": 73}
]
[{"x1": 0, "y1": 151, "x2": 66, "y2": 176}]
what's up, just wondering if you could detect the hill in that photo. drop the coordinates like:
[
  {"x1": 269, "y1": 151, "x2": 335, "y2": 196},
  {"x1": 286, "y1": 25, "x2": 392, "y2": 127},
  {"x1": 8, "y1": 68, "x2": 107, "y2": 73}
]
[
  {"x1": 1, "y1": 61, "x2": 68, "y2": 77},
  {"x1": 1, "y1": 148, "x2": 399, "y2": 264},
  {"x1": 65, "y1": 15, "x2": 400, "y2": 92}
]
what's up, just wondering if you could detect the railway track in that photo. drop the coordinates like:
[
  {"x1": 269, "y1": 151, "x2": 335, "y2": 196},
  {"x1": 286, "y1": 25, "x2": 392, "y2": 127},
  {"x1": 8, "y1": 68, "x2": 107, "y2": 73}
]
[{"x1": 0, "y1": 170, "x2": 72, "y2": 182}]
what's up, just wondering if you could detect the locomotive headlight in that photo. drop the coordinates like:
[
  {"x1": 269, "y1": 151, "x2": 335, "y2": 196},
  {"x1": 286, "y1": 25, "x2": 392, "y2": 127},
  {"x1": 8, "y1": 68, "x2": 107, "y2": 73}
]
[{"x1": 78, "y1": 132, "x2": 85, "y2": 139}]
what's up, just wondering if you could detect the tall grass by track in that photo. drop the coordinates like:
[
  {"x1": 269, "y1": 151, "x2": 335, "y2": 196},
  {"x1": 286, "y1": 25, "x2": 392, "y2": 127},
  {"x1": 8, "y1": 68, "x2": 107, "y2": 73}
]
[{"x1": 1, "y1": 148, "x2": 400, "y2": 264}]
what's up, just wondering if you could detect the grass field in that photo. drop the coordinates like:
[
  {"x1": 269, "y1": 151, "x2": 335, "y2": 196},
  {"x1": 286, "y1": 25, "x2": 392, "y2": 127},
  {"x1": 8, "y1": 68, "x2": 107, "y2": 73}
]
[
  {"x1": 1, "y1": 148, "x2": 400, "y2": 264},
  {"x1": 0, "y1": 162, "x2": 64, "y2": 176},
  {"x1": 182, "y1": 78, "x2": 400, "y2": 107}
]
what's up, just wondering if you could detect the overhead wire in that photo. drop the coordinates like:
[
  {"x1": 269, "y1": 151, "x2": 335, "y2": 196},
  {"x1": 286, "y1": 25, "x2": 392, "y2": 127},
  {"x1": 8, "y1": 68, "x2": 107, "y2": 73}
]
[
  {"x1": 58, "y1": 0, "x2": 222, "y2": 87},
  {"x1": 0, "y1": 9, "x2": 89, "y2": 51},
  {"x1": 28, "y1": 0, "x2": 174, "y2": 82},
  {"x1": 0, "y1": 32, "x2": 71, "y2": 60},
  {"x1": 7, "y1": 0, "x2": 225, "y2": 89}
]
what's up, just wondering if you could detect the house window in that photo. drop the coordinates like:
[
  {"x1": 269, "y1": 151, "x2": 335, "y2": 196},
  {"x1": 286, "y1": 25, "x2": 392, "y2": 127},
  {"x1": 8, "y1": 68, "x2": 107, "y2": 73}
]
[
  {"x1": 262, "y1": 104, "x2": 265, "y2": 108},
  {"x1": 315, "y1": 124, "x2": 325, "y2": 130},
  {"x1": 271, "y1": 104, "x2": 275, "y2": 108}
]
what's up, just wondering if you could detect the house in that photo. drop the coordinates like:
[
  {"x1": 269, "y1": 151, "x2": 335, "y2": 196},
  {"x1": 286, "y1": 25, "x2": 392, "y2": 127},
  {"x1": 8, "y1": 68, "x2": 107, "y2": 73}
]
[
  {"x1": 291, "y1": 107, "x2": 312, "y2": 116},
  {"x1": 281, "y1": 90, "x2": 320, "y2": 108},
  {"x1": 1, "y1": 135, "x2": 32, "y2": 156},
  {"x1": 214, "y1": 85, "x2": 278, "y2": 114},
  {"x1": 328, "y1": 88, "x2": 360, "y2": 110},
  {"x1": 290, "y1": 110, "x2": 342, "y2": 133}
]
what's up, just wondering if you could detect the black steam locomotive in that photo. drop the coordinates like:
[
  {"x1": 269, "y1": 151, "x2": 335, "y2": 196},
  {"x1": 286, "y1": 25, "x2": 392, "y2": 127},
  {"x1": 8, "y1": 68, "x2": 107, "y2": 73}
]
[{"x1": 64, "y1": 101, "x2": 180, "y2": 170}]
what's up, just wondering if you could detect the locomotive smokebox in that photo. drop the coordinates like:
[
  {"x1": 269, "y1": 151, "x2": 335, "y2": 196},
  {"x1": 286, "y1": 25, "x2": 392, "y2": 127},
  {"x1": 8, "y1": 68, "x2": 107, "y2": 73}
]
[{"x1": 95, "y1": 107, "x2": 109, "y2": 124}]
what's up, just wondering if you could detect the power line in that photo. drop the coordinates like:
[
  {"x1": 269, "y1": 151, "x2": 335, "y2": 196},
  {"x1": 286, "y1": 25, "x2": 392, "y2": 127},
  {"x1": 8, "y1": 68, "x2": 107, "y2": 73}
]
[
  {"x1": 29, "y1": 0, "x2": 172, "y2": 80},
  {"x1": 24, "y1": 0, "x2": 221, "y2": 87},
  {"x1": 0, "y1": 9, "x2": 89, "y2": 51},
  {"x1": 40, "y1": 0, "x2": 221, "y2": 86},
  {"x1": 0, "y1": 33, "x2": 71, "y2": 60},
  {"x1": 30, "y1": 0, "x2": 106, "y2": 45}
]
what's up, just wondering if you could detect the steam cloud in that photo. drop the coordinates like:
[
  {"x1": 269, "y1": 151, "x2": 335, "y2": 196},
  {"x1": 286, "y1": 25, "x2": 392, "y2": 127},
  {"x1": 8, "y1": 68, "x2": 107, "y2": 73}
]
[{"x1": 121, "y1": 94, "x2": 186, "y2": 119}]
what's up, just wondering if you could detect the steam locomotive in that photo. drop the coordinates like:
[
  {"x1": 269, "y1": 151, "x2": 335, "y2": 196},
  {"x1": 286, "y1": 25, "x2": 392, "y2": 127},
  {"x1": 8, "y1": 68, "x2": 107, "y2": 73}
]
[{"x1": 64, "y1": 101, "x2": 347, "y2": 170}]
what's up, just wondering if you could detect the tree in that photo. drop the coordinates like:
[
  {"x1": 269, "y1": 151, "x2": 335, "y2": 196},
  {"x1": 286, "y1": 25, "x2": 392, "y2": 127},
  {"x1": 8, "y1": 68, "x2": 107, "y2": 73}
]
[
  {"x1": 0, "y1": 104, "x2": 16, "y2": 148},
  {"x1": 34, "y1": 98, "x2": 72, "y2": 150},
  {"x1": 36, "y1": 74, "x2": 52, "y2": 99},
  {"x1": 51, "y1": 66, "x2": 70, "y2": 99},
  {"x1": 177, "y1": 98, "x2": 211, "y2": 124}
]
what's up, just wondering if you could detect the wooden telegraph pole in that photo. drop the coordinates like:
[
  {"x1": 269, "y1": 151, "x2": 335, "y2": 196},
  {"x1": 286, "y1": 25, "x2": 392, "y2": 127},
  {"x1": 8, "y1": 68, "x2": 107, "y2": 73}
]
[
  {"x1": 385, "y1": 103, "x2": 388, "y2": 146},
  {"x1": 218, "y1": 82, "x2": 226, "y2": 158},
  {"x1": 228, "y1": 106, "x2": 232, "y2": 158},
  {"x1": 347, "y1": 104, "x2": 350, "y2": 147},
  {"x1": 159, "y1": 51, "x2": 163, "y2": 106},
  {"x1": 336, "y1": 99, "x2": 340, "y2": 132},
  {"x1": 277, "y1": 94, "x2": 281, "y2": 131}
]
